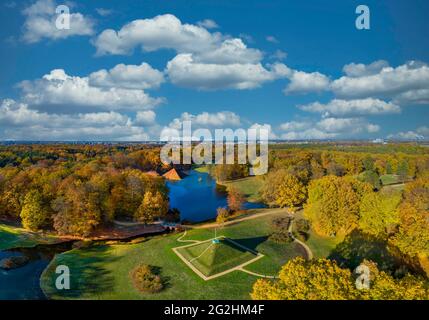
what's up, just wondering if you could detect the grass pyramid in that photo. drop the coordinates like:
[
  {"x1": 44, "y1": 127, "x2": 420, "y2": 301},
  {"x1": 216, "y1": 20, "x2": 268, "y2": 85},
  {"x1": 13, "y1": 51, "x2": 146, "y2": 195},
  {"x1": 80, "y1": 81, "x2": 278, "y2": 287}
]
[{"x1": 180, "y1": 238, "x2": 256, "y2": 276}]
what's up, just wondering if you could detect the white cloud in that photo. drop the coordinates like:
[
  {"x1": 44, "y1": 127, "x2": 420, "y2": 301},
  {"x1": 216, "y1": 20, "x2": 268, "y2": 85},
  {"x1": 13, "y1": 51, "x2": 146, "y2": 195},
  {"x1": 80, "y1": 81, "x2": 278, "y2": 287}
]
[
  {"x1": 160, "y1": 111, "x2": 242, "y2": 141},
  {"x1": 266, "y1": 36, "x2": 279, "y2": 43},
  {"x1": 19, "y1": 69, "x2": 164, "y2": 112},
  {"x1": 249, "y1": 123, "x2": 277, "y2": 139},
  {"x1": 279, "y1": 121, "x2": 312, "y2": 131},
  {"x1": 169, "y1": 111, "x2": 241, "y2": 128},
  {"x1": 388, "y1": 131, "x2": 425, "y2": 141},
  {"x1": 332, "y1": 61, "x2": 429, "y2": 104},
  {"x1": 94, "y1": 14, "x2": 221, "y2": 56},
  {"x1": 89, "y1": 62, "x2": 164, "y2": 90},
  {"x1": 317, "y1": 117, "x2": 379, "y2": 134},
  {"x1": 0, "y1": 99, "x2": 152, "y2": 141},
  {"x1": 166, "y1": 54, "x2": 288, "y2": 90},
  {"x1": 194, "y1": 38, "x2": 262, "y2": 64},
  {"x1": 197, "y1": 19, "x2": 219, "y2": 29},
  {"x1": 135, "y1": 110, "x2": 156, "y2": 125},
  {"x1": 342, "y1": 60, "x2": 389, "y2": 77},
  {"x1": 283, "y1": 70, "x2": 330, "y2": 94},
  {"x1": 299, "y1": 98, "x2": 400, "y2": 116},
  {"x1": 417, "y1": 126, "x2": 429, "y2": 136},
  {"x1": 278, "y1": 117, "x2": 379, "y2": 140},
  {"x1": 22, "y1": 0, "x2": 94, "y2": 43}
]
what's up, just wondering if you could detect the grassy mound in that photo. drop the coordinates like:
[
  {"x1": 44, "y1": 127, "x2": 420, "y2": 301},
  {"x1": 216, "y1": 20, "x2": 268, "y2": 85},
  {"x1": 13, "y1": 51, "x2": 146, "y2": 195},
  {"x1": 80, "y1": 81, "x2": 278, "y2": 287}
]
[{"x1": 177, "y1": 238, "x2": 256, "y2": 277}]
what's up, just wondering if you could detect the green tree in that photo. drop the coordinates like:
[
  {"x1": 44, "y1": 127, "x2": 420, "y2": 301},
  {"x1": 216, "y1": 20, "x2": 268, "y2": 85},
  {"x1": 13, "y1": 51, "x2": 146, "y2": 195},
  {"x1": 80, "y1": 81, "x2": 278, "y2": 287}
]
[
  {"x1": 358, "y1": 170, "x2": 381, "y2": 190},
  {"x1": 20, "y1": 190, "x2": 47, "y2": 231},
  {"x1": 397, "y1": 160, "x2": 409, "y2": 183}
]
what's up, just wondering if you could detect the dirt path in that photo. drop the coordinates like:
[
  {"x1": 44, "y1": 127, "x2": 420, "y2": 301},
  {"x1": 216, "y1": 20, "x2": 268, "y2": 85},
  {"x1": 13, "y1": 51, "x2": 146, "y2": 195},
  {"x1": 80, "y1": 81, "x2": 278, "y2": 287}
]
[{"x1": 288, "y1": 221, "x2": 314, "y2": 260}]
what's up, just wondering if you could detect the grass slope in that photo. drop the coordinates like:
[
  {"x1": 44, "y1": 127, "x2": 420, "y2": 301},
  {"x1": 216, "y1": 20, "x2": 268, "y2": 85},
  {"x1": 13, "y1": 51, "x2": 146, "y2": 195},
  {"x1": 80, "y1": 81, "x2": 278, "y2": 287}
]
[
  {"x1": 0, "y1": 224, "x2": 63, "y2": 250},
  {"x1": 177, "y1": 239, "x2": 256, "y2": 277},
  {"x1": 41, "y1": 208, "x2": 306, "y2": 300}
]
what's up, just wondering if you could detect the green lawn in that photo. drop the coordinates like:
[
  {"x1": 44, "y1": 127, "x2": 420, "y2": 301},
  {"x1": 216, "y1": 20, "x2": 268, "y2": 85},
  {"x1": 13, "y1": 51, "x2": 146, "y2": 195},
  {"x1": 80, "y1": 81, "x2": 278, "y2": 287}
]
[
  {"x1": 177, "y1": 238, "x2": 257, "y2": 277},
  {"x1": 221, "y1": 176, "x2": 264, "y2": 202},
  {"x1": 40, "y1": 208, "x2": 307, "y2": 300},
  {"x1": 380, "y1": 174, "x2": 400, "y2": 185},
  {"x1": 0, "y1": 224, "x2": 63, "y2": 250},
  {"x1": 292, "y1": 211, "x2": 342, "y2": 259}
]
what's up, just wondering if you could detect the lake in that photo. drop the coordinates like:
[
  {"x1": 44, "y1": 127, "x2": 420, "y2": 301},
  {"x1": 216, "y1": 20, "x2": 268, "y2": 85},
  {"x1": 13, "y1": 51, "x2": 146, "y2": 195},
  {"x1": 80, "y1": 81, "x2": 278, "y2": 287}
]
[{"x1": 167, "y1": 170, "x2": 265, "y2": 222}]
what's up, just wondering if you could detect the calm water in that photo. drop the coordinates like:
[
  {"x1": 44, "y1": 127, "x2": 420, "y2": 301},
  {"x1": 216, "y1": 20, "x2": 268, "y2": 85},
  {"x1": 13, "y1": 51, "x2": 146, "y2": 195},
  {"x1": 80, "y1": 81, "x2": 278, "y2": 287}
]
[
  {"x1": 0, "y1": 250, "x2": 47, "y2": 300},
  {"x1": 167, "y1": 170, "x2": 265, "y2": 222},
  {"x1": 0, "y1": 243, "x2": 72, "y2": 300}
]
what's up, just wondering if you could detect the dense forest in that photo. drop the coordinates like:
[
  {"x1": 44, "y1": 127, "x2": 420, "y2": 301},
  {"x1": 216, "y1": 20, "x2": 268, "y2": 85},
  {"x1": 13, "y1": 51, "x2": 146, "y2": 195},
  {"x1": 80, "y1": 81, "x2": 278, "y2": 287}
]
[{"x1": 0, "y1": 144, "x2": 170, "y2": 236}]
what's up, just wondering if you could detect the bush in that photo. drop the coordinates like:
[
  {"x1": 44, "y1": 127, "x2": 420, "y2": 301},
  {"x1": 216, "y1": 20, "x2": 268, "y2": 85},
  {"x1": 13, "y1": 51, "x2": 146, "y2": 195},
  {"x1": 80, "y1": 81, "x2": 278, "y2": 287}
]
[
  {"x1": 293, "y1": 218, "x2": 310, "y2": 242},
  {"x1": 131, "y1": 264, "x2": 164, "y2": 293},
  {"x1": 269, "y1": 217, "x2": 294, "y2": 243}
]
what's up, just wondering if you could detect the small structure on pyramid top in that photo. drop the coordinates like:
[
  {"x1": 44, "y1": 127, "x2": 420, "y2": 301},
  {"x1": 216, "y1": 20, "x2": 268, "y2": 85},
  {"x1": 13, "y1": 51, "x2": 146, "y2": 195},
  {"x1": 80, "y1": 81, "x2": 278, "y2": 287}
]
[{"x1": 162, "y1": 168, "x2": 184, "y2": 181}]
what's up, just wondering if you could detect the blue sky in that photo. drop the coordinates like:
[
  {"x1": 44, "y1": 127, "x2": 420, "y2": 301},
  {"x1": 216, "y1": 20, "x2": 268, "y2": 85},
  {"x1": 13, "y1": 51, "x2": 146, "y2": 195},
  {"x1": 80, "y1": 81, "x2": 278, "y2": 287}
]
[{"x1": 0, "y1": 0, "x2": 428, "y2": 141}]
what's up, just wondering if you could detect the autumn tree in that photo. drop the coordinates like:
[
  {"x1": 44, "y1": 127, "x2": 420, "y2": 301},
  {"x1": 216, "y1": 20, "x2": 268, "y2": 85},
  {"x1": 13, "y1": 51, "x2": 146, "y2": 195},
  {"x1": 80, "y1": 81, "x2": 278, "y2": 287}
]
[
  {"x1": 20, "y1": 190, "x2": 48, "y2": 231},
  {"x1": 251, "y1": 257, "x2": 429, "y2": 300},
  {"x1": 251, "y1": 257, "x2": 358, "y2": 300},
  {"x1": 391, "y1": 203, "x2": 429, "y2": 257},
  {"x1": 304, "y1": 176, "x2": 370, "y2": 237},
  {"x1": 135, "y1": 191, "x2": 169, "y2": 224},
  {"x1": 216, "y1": 207, "x2": 229, "y2": 226},
  {"x1": 359, "y1": 191, "x2": 401, "y2": 237},
  {"x1": 260, "y1": 170, "x2": 306, "y2": 210},
  {"x1": 227, "y1": 186, "x2": 244, "y2": 212}
]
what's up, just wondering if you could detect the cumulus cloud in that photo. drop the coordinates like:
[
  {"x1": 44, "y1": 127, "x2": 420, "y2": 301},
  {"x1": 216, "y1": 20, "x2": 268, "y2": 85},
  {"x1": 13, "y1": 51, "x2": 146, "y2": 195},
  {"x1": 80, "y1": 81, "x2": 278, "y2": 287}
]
[
  {"x1": 283, "y1": 70, "x2": 330, "y2": 94},
  {"x1": 94, "y1": 14, "x2": 221, "y2": 56},
  {"x1": 166, "y1": 54, "x2": 289, "y2": 90},
  {"x1": 388, "y1": 126, "x2": 429, "y2": 141},
  {"x1": 93, "y1": 14, "x2": 295, "y2": 91},
  {"x1": 197, "y1": 19, "x2": 219, "y2": 29},
  {"x1": 0, "y1": 99, "x2": 152, "y2": 141},
  {"x1": 387, "y1": 131, "x2": 425, "y2": 141},
  {"x1": 194, "y1": 38, "x2": 262, "y2": 64},
  {"x1": 299, "y1": 98, "x2": 401, "y2": 116},
  {"x1": 135, "y1": 110, "x2": 156, "y2": 125},
  {"x1": 332, "y1": 61, "x2": 429, "y2": 104},
  {"x1": 342, "y1": 60, "x2": 389, "y2": 77},
  {"x1": 249, "y1": 123, "x2": 277, "y2": 139},
  {"x1": 89, "y1": 62, "x2": 164, "y2": 90},
  {"x1": 22, "y1": 0, "x2": 94, "y2": 43},
  {"x1": 160, "y1": 111, "x2": 242, "y2": 141},
  {"x1": 278, "y1": 117, "x2": 379, "y2": 140},
  {"x1": 317, "y1": 117, "x2": 379, "y2": 134},
  {"x1": 19, "y1": 69, "x2": 164, "y2": 112}
]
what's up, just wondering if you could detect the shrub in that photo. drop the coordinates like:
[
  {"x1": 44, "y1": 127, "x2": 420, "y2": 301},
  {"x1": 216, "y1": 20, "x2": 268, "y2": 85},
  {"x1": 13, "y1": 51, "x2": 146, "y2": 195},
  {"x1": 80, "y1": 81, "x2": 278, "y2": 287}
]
[{"x1": 131, "y1": 264, "x2": 164, "y2": 294}]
